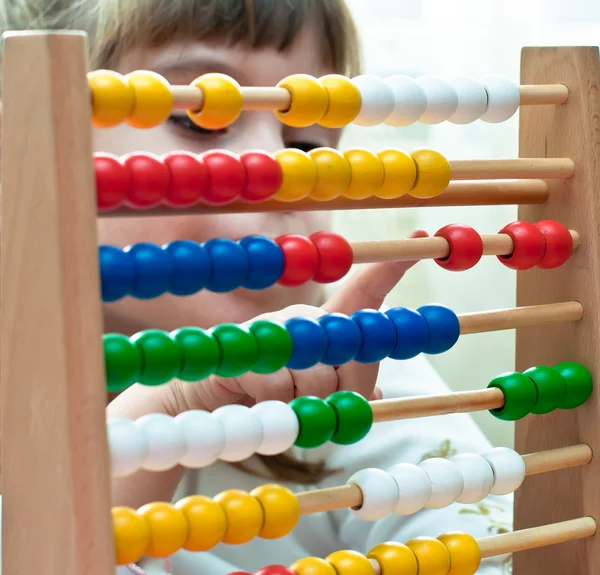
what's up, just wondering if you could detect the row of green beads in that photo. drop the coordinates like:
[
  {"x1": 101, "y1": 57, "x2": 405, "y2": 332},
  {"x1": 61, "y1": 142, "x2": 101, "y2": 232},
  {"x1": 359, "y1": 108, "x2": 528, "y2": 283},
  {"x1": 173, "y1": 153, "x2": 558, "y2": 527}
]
[
  {"x1": 104, "y1": 320, "x2": 292, "y2": 391},
  {"x1": 487, "y1": 362, "x2": 592, "y2": 421}
]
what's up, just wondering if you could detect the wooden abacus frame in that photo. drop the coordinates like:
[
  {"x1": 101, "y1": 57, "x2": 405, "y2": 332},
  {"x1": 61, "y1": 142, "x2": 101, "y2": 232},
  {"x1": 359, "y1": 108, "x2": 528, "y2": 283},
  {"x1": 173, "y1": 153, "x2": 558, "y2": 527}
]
[{"x1": 1, "y1": 31, "x2": 598, "y2": 575}]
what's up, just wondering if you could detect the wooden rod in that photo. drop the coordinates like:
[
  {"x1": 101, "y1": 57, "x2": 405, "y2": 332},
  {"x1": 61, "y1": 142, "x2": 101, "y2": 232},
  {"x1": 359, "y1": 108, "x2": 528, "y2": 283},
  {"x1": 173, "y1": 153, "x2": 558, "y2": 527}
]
[
  {"x1": 450, "y1": 158, "x2": 574, "y2": 180},
  {"x1": 519, "y1": 84, "x2": 570, "y2": 105}
]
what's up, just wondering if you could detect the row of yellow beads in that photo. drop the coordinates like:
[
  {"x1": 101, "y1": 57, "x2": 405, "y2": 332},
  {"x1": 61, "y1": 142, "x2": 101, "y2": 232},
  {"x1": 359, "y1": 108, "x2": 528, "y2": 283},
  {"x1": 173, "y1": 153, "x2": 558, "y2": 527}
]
[
  {"x1": 292, "y1": 533, "x2": 481, "y2": 575},
  {"x1": 113, "y1": 485, "x2": 299, "y2": 565}
]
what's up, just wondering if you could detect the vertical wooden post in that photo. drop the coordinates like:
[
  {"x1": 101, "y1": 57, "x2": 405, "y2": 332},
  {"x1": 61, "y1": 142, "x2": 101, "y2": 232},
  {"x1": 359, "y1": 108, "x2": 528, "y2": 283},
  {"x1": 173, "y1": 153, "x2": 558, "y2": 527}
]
[
  {"x1": 515, "y1": 47, "x2": 600, "y2": 574},
  {"x1": 0, "y1": 32, "x2": 114, "y2": 574}
]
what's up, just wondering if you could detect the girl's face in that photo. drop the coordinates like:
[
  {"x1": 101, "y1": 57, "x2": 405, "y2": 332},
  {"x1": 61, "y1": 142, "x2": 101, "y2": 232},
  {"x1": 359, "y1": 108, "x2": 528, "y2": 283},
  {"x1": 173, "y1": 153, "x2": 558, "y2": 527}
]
[{"x1": 96, "y1": 25, "x2": 338, "y2": 332}]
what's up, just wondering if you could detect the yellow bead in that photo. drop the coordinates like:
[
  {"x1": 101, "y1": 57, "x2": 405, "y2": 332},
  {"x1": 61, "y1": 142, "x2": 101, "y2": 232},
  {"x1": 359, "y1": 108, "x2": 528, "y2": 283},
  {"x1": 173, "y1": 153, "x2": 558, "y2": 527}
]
[
  {"x1": 175, "y1": 495, "x2": 227, "y2": 551},
  {"x1": 319, "y1": 74, "x2": 362, "y2": 128},
  {"x1": 138, "y1": 502, "x2": 189, "y2": 558},
  {"x1": 188, "y1": 73, "x2": 244, "y2": 130},
  {"x1": 308, "y1": 147, "x2": 352, "y2": 201},
  {"x1": 438, "y1": 532, "x2": 481, "y2": 575},
  {"x1": 326, "y1": 550, "x2": 375, "y2": 575},
  {"x1": 291, "y1": 557, "x2": 337, "y2": 575},
  {"x1": 343, "y1": 148, "x2": 385, "y2": 200},
  {"x1": 251, "y1": 483, "x2": 300, "y2": 539},
  {"x1": 124, "y1": 71, "x2": 173, "y2": 129},
  {"x1": 112, "y1": 506, "x2": 151, "y2": 565},
  {"x1": 88, "y1": 70, "x2": 134, "y2": 128},
  {"x1": 368, "y1": 542, "x2": 418, "y2": 575},
  {"x1": 273, "y1": 149, "x2": 317, "y2": 202},
  {"x1": 410, "y1": 149, "x2": 451, "y2": 199},
  {"x1": 214, "y1": 489, "x2": 264, "y2": 544},
  {"x1": 376, "y1": 149, "x2": 417, "y2": 199},
  {"x1": 275, "y1": 74, "x2": 329, "y2": 128},
  {"x1": 405, "y1": 537, "x2": 451, "y2": 575}
]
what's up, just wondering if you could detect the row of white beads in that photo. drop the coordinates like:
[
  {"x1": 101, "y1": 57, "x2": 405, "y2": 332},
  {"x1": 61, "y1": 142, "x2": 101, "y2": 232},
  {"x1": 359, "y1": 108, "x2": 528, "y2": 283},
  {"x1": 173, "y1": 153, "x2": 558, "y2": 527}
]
[
  {"x1": 347, "y1": 447, "x2": 524, "y2": 521},
  {"x1": 350, "y1": 74, "x2": 519, "y2": 127}
]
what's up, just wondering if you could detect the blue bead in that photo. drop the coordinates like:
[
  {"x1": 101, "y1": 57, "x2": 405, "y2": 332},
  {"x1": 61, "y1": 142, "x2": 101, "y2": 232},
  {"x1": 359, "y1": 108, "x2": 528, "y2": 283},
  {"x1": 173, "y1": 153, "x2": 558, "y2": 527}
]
[
  {"x1": 417, "y1": 304, "x2": 460, "y2": 354},
  {"x1": 125, "y1": 243, "x2": 172, "y2": 299},
  {"x1": 99, "y1": 245, "x2": 135, "y2": 302},
  {"x1": 163, "y1": 240, "x2": 212, "y2": 296},
  {"x1": 238, "y1": 235, "x2": 284, "y2": 290},
  {"x1": 318, "y1": 313, "x2": 362, "y2": 366},
  {"x1": 203, "y1": 238, "x2": 249, "y2": 293},
  {"x1": 285, "y1": 317, "x2": 328, "y2": 370},
  {"x1": 351, "y1": 309, "x2": 397, "y2": 363},
  {"x1": 385, "y1": 307, "x2": 429, "y2": 360}
]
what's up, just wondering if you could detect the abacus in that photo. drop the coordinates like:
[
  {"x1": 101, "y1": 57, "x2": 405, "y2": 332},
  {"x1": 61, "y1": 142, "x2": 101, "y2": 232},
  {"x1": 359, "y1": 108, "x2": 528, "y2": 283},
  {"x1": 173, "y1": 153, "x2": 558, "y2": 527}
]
[{"x1": 1, "y1": 30, "x2": 599, "y2": 575}]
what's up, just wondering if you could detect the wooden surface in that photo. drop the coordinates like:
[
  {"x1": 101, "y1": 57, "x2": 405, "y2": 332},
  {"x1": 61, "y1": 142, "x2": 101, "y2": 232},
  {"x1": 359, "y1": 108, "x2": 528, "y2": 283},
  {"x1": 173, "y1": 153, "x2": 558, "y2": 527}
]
[
  {"x1": 514, "y1": 46, "x2": 600, "y2": 574},
  {"x1": 1, "y1": 32, "x2": 114, "y2": 574}
]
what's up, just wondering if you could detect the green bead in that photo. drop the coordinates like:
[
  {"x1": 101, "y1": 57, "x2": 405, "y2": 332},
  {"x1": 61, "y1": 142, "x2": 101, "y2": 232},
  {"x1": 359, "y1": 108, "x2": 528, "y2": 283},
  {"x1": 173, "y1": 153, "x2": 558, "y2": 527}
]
[
  {"x1": 488, "y1": 372, "x2": 537, "y2": 421},
  {"x1": 171, "y1": 327, "x2": 221, "y2": 382},
  {"x1": 326, "y1": 391, "x2": 373, "y2": 445},
  {"x1": 553, "y1": 362, "x2": 593, "y2": 409},
  {"x1": 103, "y1": 333, "x2": 142, "y2": 392},
  {"x1": 290, "y1": 396, "x2": 337, "y2": 448},
  {"x1": 523, "y1": 365, "x2": 566, "y2": 415},
  {"x1": 130, "y1": 329, "x2": 182, "y2": 386},
  {"x1": 248, "y1": 319, "x2": 293, "y2": 374},
  {"x1": 209, "y1": 324, "x2": 258, "y2": 378}
]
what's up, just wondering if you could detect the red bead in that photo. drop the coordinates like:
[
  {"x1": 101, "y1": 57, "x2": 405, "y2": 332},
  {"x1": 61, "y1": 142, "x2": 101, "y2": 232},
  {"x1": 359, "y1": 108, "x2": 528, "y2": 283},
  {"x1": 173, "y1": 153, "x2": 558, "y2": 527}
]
[
  {"x1": 275, "y1": 235, "x2": 319, "y2": 286},
  {"x1": 162, "y1": 152, "x2": 208, "y2": 208},
  {"x1": 240, "y1": 151, "x2": 283, "y2": 203},
  {"x1": 255, "y1": 567, "x2": 297, "y2": 575},
  {"x1": 498, "y1": 221, "x2": 546, "y2": 270},
  {"x1": 434, "y1": 224, "x2": 484, "y2": 272},
  {"x1": 201, "y1": 150, "x2": 246, "y2": 205},
  {"x1": 123, "y1": 152, "x2": 170, "y2": 209},
  {"x1": 534, "y1": 220, "x2": 573, "y2": 269},
  {"x1": 94, "y1": 153, "x2": 131, "y2": 211},
  {"x1": 309, "y1": 231, "x2": 354, "y2": 283}
]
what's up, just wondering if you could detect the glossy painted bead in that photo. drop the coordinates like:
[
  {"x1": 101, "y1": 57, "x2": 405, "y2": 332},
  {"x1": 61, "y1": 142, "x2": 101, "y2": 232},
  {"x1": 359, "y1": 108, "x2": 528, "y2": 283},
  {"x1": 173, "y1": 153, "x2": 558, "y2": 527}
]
[
  {"x1": 99, "y1": 245, "x2": 134, "y2": 302},
  {"x1": 438, "y1": 532, "x2": 481, "y2": 575},
  {"x1": 418, "y1": 457, "x2": 464, "y2": 508},
  {"x1": 240, "y1": 151, "x2": 282, "y2": 203},
  {"x1": 188, "y1": 73, "x2": 244, "y2": 130},
  {"x1": 319, "y1": 74, "x2": 362, "y2": 128},
  {"x1": 202, "y1": 150, "x2": 246, "y2": 205},
  {"x1": 124, "y1": 71, "x2": 173, "y2": 129},
  {"x1": 112, "y1": 506, "x2": 151, "y2": 564},
  {"x1": 124, "y1": 242, "x2": 172, "y2": 299},
  {"x1": 251, "y1": 483, "x2": 300, "y2": 539},
  {"x1": 416, "y1": 76, "x2": 459, "y2": 124},
  {"x1": 351, "y1": 75, "x2": 395, "y2": 127},
  {"x1": 251, "y1": 401, "x2": 300, "y2": 456},
  {"x1": 290, "y1": 557, "x2": 337, "y2": 575},
  {"x1": 447, "y1": 76, "x2": 488, "y2": 124},
  {"x1": 135, "y1": 413, "x2": 186, "y2": 472},
  {"x1": 449, "y1": 453, "x2": 494, "y2": 504},
  {"x1": 123, "y1": 152, "x2": 169, "y2": 209},
  {"x1": 170, "y1": 327, "x2": 220, "y2": 382},
  {"x1": 104, "y1": 333, "x2": 142, "y2": 391},
  {"x1": 487, "y1": 371, "x2": 537, "y2": 421},
  {"x1": 351, "y1": 309, "x2": 397, "y2": 363},
  {"x1": 343, "y1": 148, "x2": 385, "y2": 200},
  {"x1": 326, "y1": 550, "x2": 374, "y2": 575},
  {"x1": 327, "y1": 390, "x2": 373, "y2": 444},
  {"x1": 163, "y1": 240, "x2": 212, "y2": 296},
  {"x1": 276, "y1": 234, "x2": 319, "y2": 286},
  {"x1": 89, "y1": 70, "x2": 134, "y2": 128},
  {"x1": 257, "y1": 567, "x2": 297, "y2": 575},
  {"x1": 417, "y1": 304, "x2": 460, "y2": 355},
  {"x1": 213, "y1": 489, "x2": 265, "y2": 544},
  {"x1": 95, "y1": 153, "x2": 131, "y2": 211},
  {"x1": 131, "y1": 329, "x2": 182, "y2": 386},
  {"x1": 385, "y1": 307, "x2": 429, "y2": 360},
  {"x1": 434, "y1": 224, "x2": 484, "y2": 272},
  {"x1": 249, "y1": 319, "x2": 293, "y2": 374},
  {"x1": 483, "y1": 447, "x2": 525, "y2": 495},
  {"x1": 137, "y1": 502, "x2": 189, "y2": 557},
  {"x1": 387, "y1": 463, "x2": 432, "y2": 515},
  {"x1": 209, "y1": 324, "x2": 258, "y2": 378},
  {"x1": 175, "y1": 495, "x2": 227, "y2": 551},
  {"x1": 523, "y1": 365, "x2": 566, "y2": 415},
  {"x1": 368, "y1": 542, "x2": 418, "y2": 575},
  {"x1": 290, "y1": 396, "x2": 337, "y2": 448},
  {"x1": 239, "y1": 236, "x2": 285, "y2": 290},
  {"x1": 384, "y1": 75, "x2": 427, "y2": 127},
  {"x1": 498, "y1": 221, "x2": 546, "y2": 270},
  {"x1": 162, "y1": 152, "x2": 208, "y2": 207},
  {"x1": 174, "y1": 410, "x2": 226, "y2": 467},
  {"x1": 410, "y1": 149, "x2": 451, "y2": 199},
  {"x1": 480, "y1": 74, "x2": 520, "y2": 123},
  {"x1": 534, "y1": 220, "x2": 574, "y2": 269},
  {"x1": 347, "y1": 468, "x2": 398, "y2": 521},
  {"x1": 318, "y1": 313, "x2": 362, "y2": 365},
  {"x1": 308, "y1": 147, "x2": 352, "y2": 201},
  {"x1": 275, "y1": 74, "x2": 329, "y2": 127},
  {"x1": 554, "y1": 361, "x2": 593, "y2": 409},
  {"x1": 273, "y1": 149, "x2": 317, "y2": 202},
  {"x1": 203, "y1": 238, "x2": 249, "y2": 292},
  {"x1": 285, "y1": 316, "x2": 328, "y2": 369},
  {"x1": 376, "y1": 149, "x2": 417, "y2": 199},
  {"x1": 405, "y1": 537, "x2": 451, "y2": 575},
  {"x1": 212, "y1": 404, "x2": 264, "y2": 462},
  {"x1": 310, "y1": 231, "x2": 354, "y2": 283},
  {"x1": 108, "y1": 418, "x2": 148, "y2": 477}
]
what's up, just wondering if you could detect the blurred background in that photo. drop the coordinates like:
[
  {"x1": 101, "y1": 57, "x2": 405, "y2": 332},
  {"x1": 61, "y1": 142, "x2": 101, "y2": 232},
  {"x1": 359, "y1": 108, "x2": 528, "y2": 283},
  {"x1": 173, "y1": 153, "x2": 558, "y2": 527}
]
[{"x1": 332, "y1": 0, "x2": 600, "y2": 448}]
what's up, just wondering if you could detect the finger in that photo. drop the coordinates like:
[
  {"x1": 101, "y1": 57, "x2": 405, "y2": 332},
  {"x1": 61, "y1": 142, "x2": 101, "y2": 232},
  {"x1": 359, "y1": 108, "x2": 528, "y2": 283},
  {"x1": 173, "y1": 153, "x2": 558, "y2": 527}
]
[
  {"x1": 336, "y1": 360, "x2": 380, "y2": 398},
  {"x1": 289, "y1": 364, "x2": 339, "y2": 399}
]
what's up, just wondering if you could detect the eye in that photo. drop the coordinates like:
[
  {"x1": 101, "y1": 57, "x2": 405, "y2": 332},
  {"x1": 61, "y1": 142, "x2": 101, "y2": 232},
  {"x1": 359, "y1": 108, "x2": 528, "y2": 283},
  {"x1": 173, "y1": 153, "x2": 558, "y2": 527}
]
[
  {"x1": 285, "y1": 140, "x2": 322, "y2": 153},
  {"x1": 167, "y1": 114, "x2": 228, "y2": 137}
]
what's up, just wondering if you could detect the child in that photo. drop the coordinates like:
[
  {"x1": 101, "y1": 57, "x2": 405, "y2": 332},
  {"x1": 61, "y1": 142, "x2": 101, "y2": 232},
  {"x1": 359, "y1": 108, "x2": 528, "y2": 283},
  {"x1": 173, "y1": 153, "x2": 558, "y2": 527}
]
[{"x1": 0, "y1": 0, "x2": 512, "y2": 573}]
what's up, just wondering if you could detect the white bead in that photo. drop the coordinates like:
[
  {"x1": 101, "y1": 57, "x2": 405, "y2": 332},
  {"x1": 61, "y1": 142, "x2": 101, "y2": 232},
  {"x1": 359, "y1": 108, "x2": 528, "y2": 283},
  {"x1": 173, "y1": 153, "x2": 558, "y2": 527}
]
[
  {"x1": 419, "y1": 457, "x2": 464, "y2": 509},
  {"x1": 351, "y1": 75, "x2": 395, "y2": 126},
  {"x1": 446, "y1": 76, "x2": 488, "y2": 124},
  {"x1": 450, "y1": 453, "x2": 495, "y2": 503},
  {"x1": 347, "y1": 468, "x2": 399, "y2": 521},
  {"x1": 107, "y1": 418, "x2": 148, "y2": 477},
  {"x1": 135, "y1": 413, "x2": 187, "y2": 472},
  {"x1": 483, "y1": 447, "x2": 526, "y2": 495},
  {"x1": 480, "y1": 74, "x2": 520, "y2": 123},
  {"x1": 250, "y1": 401, "x2": 299, "y2": 456},
  {"x1": 416, "y1": 76, "x2": 459, "y2": 124},
  {"x1": 212, "y1": 404, "x2": 264, "y2": 462},
  {"x1": 174, "y1": 410, "x2": 226, "y2": 468},
  {"x1": 387, "y1": 463, "x2": 432, "y2": 515},
  {"x1": 383, "y1": 75, "x2": 427, "y2": 127}
]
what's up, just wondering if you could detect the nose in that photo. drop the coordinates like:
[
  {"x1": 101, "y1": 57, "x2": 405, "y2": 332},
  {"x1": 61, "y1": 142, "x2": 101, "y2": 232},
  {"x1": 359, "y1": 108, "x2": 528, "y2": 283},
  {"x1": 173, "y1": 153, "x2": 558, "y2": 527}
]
[{"x1": 229, "y1": 112, "x2": 285, "y2": 154}]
